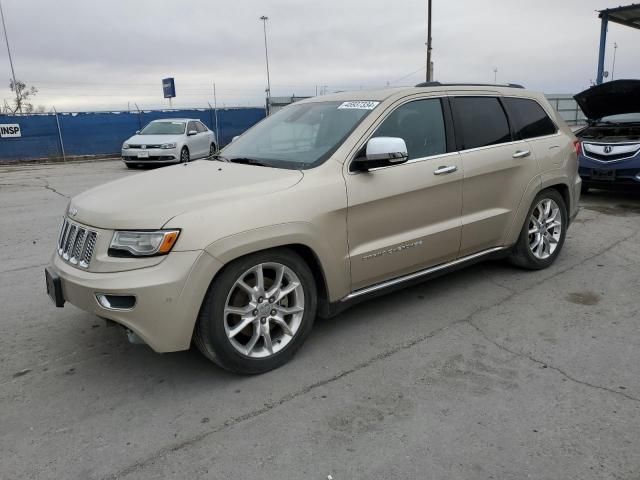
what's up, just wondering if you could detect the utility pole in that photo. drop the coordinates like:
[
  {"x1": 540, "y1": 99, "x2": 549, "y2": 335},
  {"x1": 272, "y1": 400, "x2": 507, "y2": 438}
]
[
  {"x1": 0, "y1": 0, "x2": 20, "y2": 113},
  {"x1": 425, "y1": 0, "x2": 433, "y2": 81},
  {"x1": 493, "y1": 67, "x2": 498, "y2": 84},
  {"x1": 611, "y1": 42, "x2": 618, "y2": 81},
  {"x1": 213, "y1": 82, "x2": 220, "y2": 149},
  {"x1": 260, "y1": 15, "x2": 271, "y2": 115}
]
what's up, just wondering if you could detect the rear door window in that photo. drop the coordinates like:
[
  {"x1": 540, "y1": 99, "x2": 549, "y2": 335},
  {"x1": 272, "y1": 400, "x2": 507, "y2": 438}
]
[
  {"x1": 372, "y1": 98, "x2": 447, "y2": 160},
  {"x1": 451, "y1": 97, "x2": 511, "y2": 150},
  {"x1": 196, "y1": 122, "x2": 208, "y2": 133},
  {"x1": 503, "y1": 97, "x2": 557, "y2": 139}
]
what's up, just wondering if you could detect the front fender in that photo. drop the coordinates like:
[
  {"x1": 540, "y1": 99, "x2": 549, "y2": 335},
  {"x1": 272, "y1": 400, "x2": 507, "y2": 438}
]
[{"x1": 204, "y1": 222, "x2": 350, "y2": 302}]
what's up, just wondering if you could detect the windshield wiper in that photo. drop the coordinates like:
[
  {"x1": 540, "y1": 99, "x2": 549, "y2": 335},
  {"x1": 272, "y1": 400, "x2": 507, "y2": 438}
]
[{"x1": 226, "y1": 157, "x2": 272, "y2": 167}]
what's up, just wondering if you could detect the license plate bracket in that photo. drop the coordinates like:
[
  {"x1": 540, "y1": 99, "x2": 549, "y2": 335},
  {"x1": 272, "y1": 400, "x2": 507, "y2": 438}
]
[
  {"x1": 45, "y1": 267, "x2": 65, "y2": 307},
  {"x1": 592, "y1": 169, "x2": 615, "y2": 181}
]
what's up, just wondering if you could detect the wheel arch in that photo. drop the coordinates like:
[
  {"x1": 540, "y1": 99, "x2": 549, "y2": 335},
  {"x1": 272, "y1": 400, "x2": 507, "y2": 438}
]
[
  {"x1": 544, "y1": 182, "x2": 571, "y2": 215},
  {"x1": 203, "y1": 223, "x2": 350, "y2": 304},
  {"x1": 504, "y1": 176, "x2": 573, "y2": 247}
]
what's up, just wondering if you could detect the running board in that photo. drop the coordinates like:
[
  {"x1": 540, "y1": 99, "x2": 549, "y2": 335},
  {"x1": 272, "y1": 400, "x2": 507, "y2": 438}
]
[{"x1": 341, "y1": 246, "x2": 507, "y2": 302}]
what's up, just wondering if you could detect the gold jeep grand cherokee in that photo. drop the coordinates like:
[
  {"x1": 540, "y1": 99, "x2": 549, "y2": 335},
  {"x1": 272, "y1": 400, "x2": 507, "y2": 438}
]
[{"x1": 46, "y1": 83, "x2": 581, "y2": 374}]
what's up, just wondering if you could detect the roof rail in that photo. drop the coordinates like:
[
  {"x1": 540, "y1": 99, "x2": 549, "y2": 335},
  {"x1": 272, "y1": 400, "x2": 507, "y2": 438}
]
[{"x1": 415, "y1": 81, "x2": 525, "y2": 89}]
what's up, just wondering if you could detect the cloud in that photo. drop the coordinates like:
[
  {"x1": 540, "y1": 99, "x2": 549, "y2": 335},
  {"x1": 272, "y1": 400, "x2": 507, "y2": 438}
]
[{"x1": 0, "y1": 0, "x2": 637, "y2": 111}]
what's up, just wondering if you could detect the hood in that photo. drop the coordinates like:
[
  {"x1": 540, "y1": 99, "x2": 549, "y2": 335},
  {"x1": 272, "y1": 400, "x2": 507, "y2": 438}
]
[
  {"x1": 574, "y1": 79, "x2": 640, "y2": 120},
  {"x1": 69, "y1": 161, "x2": 304, "y2": 229},
  {"x1": 125, "y1": 134, "x2": 183, "y2": 144}
]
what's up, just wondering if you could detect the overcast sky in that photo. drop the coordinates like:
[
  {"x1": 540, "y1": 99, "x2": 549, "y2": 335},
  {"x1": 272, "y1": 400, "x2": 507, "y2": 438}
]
[{"x1": 0, "y1": 0, "x2": 638, "y2": 111}]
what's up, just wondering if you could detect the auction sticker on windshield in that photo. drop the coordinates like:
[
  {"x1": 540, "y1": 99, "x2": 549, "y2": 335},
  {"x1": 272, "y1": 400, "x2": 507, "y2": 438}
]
[{"x1": 338, "y1": 101, "x2": 380, "y2": 110}]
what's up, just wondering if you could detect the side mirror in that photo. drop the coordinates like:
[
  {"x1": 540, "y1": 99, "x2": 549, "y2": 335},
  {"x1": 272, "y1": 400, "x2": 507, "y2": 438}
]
[
  {"x1": 135, "y1": 130, "x2": 140, "y2": 134},
  {"x1": 351, "y1": 137, "x2": 409, "y2": 171},
  {"x1": 188, "y1": 130, "x2": 198, "y2": 136}
]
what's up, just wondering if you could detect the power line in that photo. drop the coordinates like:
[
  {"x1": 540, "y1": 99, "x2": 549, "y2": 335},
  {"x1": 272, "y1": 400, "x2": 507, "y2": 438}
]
[{"x1": 0, "y1": 0, "x2": 20, "y2": 113}]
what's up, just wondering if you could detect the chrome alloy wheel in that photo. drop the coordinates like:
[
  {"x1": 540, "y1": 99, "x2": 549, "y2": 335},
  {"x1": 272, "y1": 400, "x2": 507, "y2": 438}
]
[
  {"x1": 528, "y1": 198, "x2": 562, "y2": 260},
  {"x1": 180, "y1": 148, "x2": 189, "y2": 163},
  {"x1": 224, "y1": 262, "x2": 305, "y2": 358}
]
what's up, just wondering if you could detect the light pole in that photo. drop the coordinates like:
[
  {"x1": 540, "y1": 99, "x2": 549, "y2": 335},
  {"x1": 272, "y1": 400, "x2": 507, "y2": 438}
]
[
  {"x1": 611, "y1": 42, "x2": 618, "y2": 81},
  {"x1": 493, "y1": 67, "x2": 498, "y2": 84},
  {"x1": 260, "y1": 15, "x2": 272, "y2": 114},
  {"x1": 0, "y1": 0, "x2": 20, "y2": 113},
  {"x1": 425, "y1": 0, "x2": 433, "y2": 81}
]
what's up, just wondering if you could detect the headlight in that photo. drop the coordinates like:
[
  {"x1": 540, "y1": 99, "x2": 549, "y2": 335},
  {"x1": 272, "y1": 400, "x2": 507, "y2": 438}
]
[
  {"x1": 123, "y1": 143, "x2": 130, "y2": 149},
  {"x1": 161, "y1": 143, "x2": 176, "y2": 149},
  {"x1": 109, "y1": 230, "x2": 180, "y2": 257}
]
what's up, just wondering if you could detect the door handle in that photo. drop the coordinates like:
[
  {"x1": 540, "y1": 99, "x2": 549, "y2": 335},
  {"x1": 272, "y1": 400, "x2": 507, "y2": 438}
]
[
  {"x1": 512, "y1": 150, "x2": 531, "y2": 159},
  {"x1": 433, "y1": 165, "x2": 458, "y2": 175}
]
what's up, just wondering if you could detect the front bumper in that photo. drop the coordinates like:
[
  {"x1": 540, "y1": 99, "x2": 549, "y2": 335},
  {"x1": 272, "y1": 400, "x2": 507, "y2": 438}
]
[
  {"x1": 48, "y1": 249, "x2": 223, "y2": 352},
  {"x1": 579, "y1": 153, "x2": 640, "y2": 186},
  {"x1": 122, "y1": 147, "x2": 179, "y2": 163}
]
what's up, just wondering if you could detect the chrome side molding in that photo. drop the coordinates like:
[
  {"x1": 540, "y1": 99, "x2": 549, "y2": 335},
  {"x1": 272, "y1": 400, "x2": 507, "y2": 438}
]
[{"x1": 342, "y1": 246, "x2": 506, "y2": 302}]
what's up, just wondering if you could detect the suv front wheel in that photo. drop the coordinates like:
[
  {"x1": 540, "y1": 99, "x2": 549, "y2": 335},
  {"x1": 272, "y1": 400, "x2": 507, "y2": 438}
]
[
  {"x1": 509, "y1": 189, "x2": 567, "y2": 270},
  {"x1": 194, "y1": 248, "x2": 317, "y2": 374}
]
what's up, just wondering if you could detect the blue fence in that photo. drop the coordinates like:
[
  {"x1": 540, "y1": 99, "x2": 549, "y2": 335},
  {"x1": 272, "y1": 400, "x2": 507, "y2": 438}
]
[{"x1": 0, "y1": 107, "x2": 266, "y2": 162}]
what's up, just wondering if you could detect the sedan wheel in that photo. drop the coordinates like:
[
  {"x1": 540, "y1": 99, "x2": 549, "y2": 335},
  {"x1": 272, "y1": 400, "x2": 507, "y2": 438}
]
[
  {"x1": 180, "y1": 147, "x2": 190, "y2": 163},
  {"x1": 209, "y1": 144, "x2": 217, "y2": 157}
]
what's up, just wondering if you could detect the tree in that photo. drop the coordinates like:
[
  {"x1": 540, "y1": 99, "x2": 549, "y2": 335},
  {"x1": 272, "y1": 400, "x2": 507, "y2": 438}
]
[{"x1": 9, "y1": 79, "x2": 38, "y2": 114}]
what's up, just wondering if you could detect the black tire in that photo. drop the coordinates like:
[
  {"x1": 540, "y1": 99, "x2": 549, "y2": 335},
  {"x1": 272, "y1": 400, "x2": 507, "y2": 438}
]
[
  {"x1": 581, "y1": 183, "x2": 590, "y2": 195},
  {"x1": 209, "y1": 143, "x2": 217, "y2": 157},
  {"x1": 194, "y1": 248, "x2": 317, "y2": 374},
  {"x1": 180, "y1": 147, "x2": 190, "y2": 163},
  {"x1": 508, "y1": 189, "x2": 567, "y2": 270}
]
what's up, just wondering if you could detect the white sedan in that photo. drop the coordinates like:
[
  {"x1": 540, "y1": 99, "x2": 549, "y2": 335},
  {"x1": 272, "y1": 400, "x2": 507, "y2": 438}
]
[{"x1": 121, "y1": 118, "x2": 217, "y2": 168}]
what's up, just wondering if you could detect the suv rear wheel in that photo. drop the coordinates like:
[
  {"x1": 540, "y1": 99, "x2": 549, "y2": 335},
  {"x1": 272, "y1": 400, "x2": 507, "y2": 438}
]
[
  {"x1": 194, "y1": 248, "x2": 317, "y2": 374},
  {"x1": 509, "y1": 189, "x2": 567, "y2": 270}
]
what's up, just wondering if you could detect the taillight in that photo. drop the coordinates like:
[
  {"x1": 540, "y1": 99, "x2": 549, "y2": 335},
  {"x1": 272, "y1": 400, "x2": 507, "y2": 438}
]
[{"x1": 573, "y1": 139, "x2": 582, "y2": 156}]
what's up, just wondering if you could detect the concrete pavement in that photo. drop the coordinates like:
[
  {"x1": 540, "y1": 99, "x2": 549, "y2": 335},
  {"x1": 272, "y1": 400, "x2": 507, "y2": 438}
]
[{"x1": 1, "y1": 160, "x2": 639, "y2": 479}]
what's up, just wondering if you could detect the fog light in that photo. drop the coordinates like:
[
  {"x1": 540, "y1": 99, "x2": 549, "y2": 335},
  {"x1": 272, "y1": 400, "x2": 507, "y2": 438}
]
[{"x1": 96, "y1": 293, "x2": 136, "y2": 311}]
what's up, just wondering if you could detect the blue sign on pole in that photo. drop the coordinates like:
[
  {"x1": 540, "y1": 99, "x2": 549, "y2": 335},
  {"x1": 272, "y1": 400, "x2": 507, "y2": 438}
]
[{"x1": 162, "y1": 78, "x2": 176, "y2": 98}]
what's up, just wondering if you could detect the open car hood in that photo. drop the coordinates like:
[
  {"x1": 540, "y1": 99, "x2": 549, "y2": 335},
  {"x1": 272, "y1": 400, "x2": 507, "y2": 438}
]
[{"x1": 574, "y1": 79, "x2": 640, "y2": 120}]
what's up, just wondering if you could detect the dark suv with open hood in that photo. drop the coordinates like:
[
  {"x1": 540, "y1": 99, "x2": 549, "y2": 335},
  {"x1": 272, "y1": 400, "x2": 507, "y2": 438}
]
[{"x1": 574, "y1": 79, "x2": 640, "y2": 191}]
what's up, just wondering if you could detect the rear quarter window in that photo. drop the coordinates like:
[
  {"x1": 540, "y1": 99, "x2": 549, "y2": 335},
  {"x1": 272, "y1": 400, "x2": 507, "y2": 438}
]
[
  {"x1": 503, "y1": 97, "x2": 557, "y2": 139},
  {"x1": 452, "y1": 97, "x2": 511, "y2": 150}
]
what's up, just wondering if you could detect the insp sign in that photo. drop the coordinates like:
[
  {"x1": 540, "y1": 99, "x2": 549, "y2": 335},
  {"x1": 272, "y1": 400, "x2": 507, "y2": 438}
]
[{"x1": 0, "y1": 123, "x2": 21, "y2": 138}]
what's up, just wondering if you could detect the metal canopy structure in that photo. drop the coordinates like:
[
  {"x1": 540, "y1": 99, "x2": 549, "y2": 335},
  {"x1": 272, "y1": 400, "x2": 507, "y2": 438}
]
[{"x1": 596, "y1": 3, "x2": 640, "y2": 84}]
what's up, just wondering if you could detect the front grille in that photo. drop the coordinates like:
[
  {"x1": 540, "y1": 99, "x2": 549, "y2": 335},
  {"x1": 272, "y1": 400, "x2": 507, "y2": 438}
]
[
  {"x1": 57, "y1": 218, "x2": 98, "y2": 268},
  {"x1": 586, "y1": 151, "x2": 638, "y2": 162},
  {"x1": 128, "y1": 144, "x2": 163, "y2": 149},
  {"x1": 583, "y1": 143, "x2": 640, "y2": 162}
]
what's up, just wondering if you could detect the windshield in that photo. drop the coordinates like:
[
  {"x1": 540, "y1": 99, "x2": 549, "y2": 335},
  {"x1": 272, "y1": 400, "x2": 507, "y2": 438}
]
[
  {"x1": 140, "y1": 121, "x2": 185, "y2": 135},
  {"x1": 220, "y1": 101, "x2": 378, "y2": 169},
  {"x1": 600, "y1": 112, "x2": 640, "y2": 124}
]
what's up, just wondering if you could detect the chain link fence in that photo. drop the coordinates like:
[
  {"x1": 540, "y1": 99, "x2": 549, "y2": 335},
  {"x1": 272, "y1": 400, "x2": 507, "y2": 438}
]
[{"x1": 0, "y1": 107, "x2": 266, "y2": 162}]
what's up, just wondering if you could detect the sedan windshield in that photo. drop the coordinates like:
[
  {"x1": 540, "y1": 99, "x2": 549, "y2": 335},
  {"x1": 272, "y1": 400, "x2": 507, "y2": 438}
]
[
  {"x1": 220, "y1": 101, "x2": 378, "y2": 169},
  {"x1": 140, "y1": 121, "x2": 185, "y2": 135}
]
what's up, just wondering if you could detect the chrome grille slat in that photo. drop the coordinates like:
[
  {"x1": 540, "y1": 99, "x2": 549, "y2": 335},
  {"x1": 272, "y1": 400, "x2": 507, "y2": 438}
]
[
  {"x1": 63, "y1": 226, "x2": 77, "y2": 260},
  {"x1": 70, "y1": 229, "x2": 86, "y2": 264},
  {"x1": 58, "y1": 220, "x2": 70, "y2": 254},
  {"x1": 56, "y1": 218, "x2": 98, "y2": 269},
  {"x1": 80, "y1": 232, "x2": 97, "y2": 268}
]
